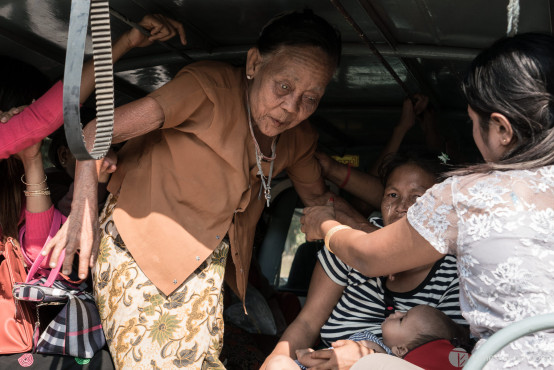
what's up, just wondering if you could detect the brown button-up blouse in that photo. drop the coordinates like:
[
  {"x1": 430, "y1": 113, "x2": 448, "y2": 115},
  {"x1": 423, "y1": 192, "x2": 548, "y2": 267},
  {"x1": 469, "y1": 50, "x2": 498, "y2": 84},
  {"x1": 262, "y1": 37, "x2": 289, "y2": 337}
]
[{"x1": 107, "y1": 61, "x2": 322, "y2": 301}]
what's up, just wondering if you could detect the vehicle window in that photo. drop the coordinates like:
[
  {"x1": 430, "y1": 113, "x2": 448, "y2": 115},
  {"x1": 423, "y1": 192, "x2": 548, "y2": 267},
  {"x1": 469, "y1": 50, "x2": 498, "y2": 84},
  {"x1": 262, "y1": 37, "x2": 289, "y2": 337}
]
[{"x1": 277, "y1": 208, "x2": 306, "y2": 288}]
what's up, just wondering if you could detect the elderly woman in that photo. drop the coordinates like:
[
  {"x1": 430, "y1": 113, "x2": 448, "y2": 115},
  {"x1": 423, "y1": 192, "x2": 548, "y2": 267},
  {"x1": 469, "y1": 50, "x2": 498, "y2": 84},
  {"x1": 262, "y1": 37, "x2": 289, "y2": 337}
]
[{"x1": 44, "y1": 9, "x2": 363, "y2": 369}]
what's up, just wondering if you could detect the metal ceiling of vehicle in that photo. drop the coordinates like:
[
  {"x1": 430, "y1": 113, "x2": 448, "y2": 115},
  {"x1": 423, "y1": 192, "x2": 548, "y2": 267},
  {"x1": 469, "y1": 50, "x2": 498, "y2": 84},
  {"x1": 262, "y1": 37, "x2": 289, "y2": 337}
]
[{"x1": 1, "y1": 0, "x2": 553, "y2": 165}]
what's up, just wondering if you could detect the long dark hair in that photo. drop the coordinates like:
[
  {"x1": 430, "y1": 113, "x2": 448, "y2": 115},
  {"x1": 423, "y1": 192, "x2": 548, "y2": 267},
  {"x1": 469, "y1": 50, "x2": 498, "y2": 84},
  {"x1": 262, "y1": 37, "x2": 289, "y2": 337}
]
[
  {"x1": 456, "y1": 32, "x2": 554, "y2": 174},
  {"x1": 0, "y1": 159, "x2": 24, "y2": 239},
  {"x1": 256, "y1": 9, "x2": 342, "y2": 68},
  {"x1": 0, "y1": 56, "x2": 50, "y2": 240}
]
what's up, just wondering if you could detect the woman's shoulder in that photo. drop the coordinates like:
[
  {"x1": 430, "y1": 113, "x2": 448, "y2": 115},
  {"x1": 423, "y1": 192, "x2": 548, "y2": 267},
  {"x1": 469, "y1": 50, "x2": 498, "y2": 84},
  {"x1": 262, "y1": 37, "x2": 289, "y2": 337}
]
[
  {"x1": 445, "y1": 165, "x2": 554, "y2": 200},
  {"x1": 175, "y1": 60, "x2": 243, "y2": 90},
  {"x1": 451, "y1": 165, "x2": 554, "y2": 185},
  {"x1": 279, "y1": 119, "x2": 319, "y2": 148}
]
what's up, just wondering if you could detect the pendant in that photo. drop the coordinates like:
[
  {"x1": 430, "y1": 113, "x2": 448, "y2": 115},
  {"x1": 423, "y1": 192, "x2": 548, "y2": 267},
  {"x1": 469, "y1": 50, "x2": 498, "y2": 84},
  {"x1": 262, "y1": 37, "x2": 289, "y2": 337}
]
[{"x1": 264, "y1": 187, "x2": 271, "y2": 207}]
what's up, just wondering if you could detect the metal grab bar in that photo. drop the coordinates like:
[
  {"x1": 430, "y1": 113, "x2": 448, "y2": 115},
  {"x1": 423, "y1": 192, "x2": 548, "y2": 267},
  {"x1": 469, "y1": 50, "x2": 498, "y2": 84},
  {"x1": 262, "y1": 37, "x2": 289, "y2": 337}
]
[
  {"x1": 63, "y1": 0, "x2": 114, "y2": 160},
  {"x1": 463, "y1": 313, "x2": 554, "y2": 369}
]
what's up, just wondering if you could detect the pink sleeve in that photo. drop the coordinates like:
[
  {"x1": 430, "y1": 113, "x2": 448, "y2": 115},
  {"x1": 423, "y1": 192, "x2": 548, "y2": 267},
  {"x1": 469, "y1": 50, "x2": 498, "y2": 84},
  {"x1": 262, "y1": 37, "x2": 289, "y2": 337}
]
[
  {"x1": 0, "y1": 81, "x2": 64, "y2": 159},
  {"x1": 23, "y1": 205, "x2": 55, "y2": 253}
]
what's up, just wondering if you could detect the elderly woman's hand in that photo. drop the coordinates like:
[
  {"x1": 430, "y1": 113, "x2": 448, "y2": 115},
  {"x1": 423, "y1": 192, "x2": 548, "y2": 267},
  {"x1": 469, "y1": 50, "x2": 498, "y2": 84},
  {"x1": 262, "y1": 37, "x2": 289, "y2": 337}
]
[
  {"x1": 301, "y1": 199, "x2": 337, "y2": 241},
  {"x1": 315, "y1": 151, "x2": 340, "y2": 179}
]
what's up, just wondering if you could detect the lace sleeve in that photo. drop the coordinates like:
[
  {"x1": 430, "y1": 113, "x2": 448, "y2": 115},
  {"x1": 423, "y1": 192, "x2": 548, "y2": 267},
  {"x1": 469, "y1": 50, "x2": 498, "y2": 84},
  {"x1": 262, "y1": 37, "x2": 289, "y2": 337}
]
[{"x1": 407, "y1": 177, "x2": 459, "y2": 255}]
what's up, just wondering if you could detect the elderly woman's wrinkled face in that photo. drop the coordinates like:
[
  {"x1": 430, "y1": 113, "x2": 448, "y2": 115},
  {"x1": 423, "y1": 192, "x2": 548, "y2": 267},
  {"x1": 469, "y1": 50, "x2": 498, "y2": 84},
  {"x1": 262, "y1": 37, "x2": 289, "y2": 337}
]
[
  {"x1": 246, "y1": 45, "x2": 336, "y2": 137},
  {"x1": 381, "y1": 163, "x2": 436, "y2": 226}
]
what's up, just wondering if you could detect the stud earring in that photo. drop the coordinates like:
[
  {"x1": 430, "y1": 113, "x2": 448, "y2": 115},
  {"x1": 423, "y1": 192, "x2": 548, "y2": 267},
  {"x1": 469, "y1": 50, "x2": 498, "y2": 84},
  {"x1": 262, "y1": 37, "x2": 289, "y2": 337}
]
[{"x1": 246, "y1": 74, "x2": 253, "y2": 80}]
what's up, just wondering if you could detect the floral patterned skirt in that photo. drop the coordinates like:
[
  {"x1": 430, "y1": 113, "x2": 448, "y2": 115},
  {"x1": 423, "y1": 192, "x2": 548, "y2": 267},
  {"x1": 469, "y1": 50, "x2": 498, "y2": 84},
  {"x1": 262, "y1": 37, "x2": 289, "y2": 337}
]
[{"x1": 94, "y1": 195, "x2": 228, "y2": 369}]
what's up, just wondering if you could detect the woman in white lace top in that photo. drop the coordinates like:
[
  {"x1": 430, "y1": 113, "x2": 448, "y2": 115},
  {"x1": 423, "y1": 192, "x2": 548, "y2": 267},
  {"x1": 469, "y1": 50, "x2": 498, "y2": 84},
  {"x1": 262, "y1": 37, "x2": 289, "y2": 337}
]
[{"x1": 301, "y1": 32, "x2": 554, "y2": 369}]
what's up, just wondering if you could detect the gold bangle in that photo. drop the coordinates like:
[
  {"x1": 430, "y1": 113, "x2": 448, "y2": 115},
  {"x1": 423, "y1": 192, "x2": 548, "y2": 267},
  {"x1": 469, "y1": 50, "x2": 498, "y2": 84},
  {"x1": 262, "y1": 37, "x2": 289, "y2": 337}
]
[
  {"x1": 21, "y1": 174, "x2": 47, "y2": 186},
  {"x1": 23, "y1": 188, "x2": 51, "y2": 197},
  {"x1": 324, "y1": 225, "x2": 352, "y2": 254}
]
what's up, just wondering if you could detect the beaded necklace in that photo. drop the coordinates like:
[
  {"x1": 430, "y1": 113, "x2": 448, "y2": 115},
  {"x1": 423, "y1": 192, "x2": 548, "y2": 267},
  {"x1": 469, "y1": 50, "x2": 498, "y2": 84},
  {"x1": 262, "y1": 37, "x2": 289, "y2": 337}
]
[{"x1": 246, "y1": 90, "x2": 277, "y2": 207}]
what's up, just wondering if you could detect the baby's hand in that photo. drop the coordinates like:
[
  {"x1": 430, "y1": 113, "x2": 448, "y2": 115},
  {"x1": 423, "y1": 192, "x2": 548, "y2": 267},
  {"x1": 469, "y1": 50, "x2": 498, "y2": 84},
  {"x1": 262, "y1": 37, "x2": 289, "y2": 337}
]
[
  {"x1": 357, "y1": 340, "x2": 387, "y2": 354},
  {"x1": 296, "y1": 348, "x2": 328, "y2": 368},
  {"x1": 295, "y1": 348, "x2": 314, "y2": 358}
]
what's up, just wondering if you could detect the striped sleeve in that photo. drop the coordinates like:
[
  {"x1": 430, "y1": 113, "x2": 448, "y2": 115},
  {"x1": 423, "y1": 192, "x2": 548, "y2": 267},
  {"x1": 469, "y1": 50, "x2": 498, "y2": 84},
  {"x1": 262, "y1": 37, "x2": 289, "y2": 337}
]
[
  {"x1": 348, "y1": 330, "x2": 394, "y2": 355},
  {"x1": 317, "y1": 247, "x2": 350, "y2": 286}
]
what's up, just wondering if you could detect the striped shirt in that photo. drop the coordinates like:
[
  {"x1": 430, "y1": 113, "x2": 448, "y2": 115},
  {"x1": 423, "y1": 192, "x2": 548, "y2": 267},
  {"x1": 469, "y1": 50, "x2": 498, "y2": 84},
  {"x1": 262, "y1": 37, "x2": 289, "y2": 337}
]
[{"x1": 318, "y1": 248, "x2": 464, "y2": 346}]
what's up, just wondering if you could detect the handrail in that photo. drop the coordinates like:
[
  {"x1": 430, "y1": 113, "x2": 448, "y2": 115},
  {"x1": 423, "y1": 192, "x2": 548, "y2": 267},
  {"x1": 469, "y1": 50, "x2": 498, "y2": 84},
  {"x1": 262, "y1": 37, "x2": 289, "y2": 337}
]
[
  {"x1": 463, "y1": 313, "x2": 554, "y2": 369},
  {"x1": 63, "y1": 0, "x2": 114, "y2": 160}
]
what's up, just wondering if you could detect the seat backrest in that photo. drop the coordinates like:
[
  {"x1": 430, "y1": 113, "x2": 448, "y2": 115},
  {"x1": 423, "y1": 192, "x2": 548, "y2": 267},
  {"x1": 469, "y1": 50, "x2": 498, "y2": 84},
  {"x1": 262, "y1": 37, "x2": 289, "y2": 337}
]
[
  {"x1": 284, "y1": 241, "x2": 323, "y2": 293},
  {"x1": 257, "y1": 187, "x2": 299, "y2": 286}
]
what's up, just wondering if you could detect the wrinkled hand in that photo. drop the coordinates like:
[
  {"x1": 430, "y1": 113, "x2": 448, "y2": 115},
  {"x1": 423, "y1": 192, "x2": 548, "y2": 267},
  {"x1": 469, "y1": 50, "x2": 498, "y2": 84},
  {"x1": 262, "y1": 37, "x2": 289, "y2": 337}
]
[
  {"x1": 0, "y1": 104, "x2": 28, "y2": 123},
  {"x1": 301, "y1": 201, "x2": 336, "y2": 241},
  {"x1": 42, "y1": 161, "x2": 99, "y2": 279},
  {"x1": 305, "y1": 340, "x2": 375, "y2": 370},
  {"x1": 126, "y1": 14, "x2": 186, "y2": 49},
  {"x1": 315, "y1": 151, "x2": 339, "y2": 179}
]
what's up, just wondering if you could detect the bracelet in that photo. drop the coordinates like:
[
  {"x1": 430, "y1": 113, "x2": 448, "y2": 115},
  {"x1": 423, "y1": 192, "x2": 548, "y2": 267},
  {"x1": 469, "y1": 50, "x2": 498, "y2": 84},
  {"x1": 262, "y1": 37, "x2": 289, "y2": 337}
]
[
  {"x1": 23, "y1": 188, "x2": 51, "y2": 197},
  {"x1": 324, "y1": 225, "x2": 352, "y2": 254},
  {"x1": 21, "y1": 174, "x2": 47, "y2": 186},
  {"x1": 339, "y1": 163, "x2": 352, "y2": 189}
]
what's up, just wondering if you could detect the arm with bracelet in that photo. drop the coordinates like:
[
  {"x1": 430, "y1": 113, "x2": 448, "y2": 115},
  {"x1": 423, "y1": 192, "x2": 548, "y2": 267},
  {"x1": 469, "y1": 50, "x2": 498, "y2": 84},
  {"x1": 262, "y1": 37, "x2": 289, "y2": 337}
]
[{"x1": 15, "y1": 141, "x2": 56, "y2": 259}]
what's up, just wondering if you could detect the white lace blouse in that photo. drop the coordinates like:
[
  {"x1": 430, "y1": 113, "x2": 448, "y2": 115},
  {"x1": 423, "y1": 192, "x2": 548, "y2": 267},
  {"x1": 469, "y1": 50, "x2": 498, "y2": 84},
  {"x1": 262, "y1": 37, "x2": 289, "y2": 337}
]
[{"x1": 408, "y1": 165, "x2": 554, "y2": 369}]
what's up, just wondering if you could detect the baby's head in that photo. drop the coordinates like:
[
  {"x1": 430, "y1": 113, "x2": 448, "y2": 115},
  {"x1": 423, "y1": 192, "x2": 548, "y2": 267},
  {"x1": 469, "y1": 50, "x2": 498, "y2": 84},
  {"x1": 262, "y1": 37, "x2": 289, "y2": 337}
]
[{"x1": 381, "y1": 305, "x2": 465, "y2": 357}]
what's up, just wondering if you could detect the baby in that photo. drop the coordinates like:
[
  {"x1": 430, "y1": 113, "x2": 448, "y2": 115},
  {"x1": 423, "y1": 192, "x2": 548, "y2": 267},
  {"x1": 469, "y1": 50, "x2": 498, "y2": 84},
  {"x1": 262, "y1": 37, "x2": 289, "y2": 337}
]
[{"x1": 266, "y1": 305, "x2": 467, "y2": 369}]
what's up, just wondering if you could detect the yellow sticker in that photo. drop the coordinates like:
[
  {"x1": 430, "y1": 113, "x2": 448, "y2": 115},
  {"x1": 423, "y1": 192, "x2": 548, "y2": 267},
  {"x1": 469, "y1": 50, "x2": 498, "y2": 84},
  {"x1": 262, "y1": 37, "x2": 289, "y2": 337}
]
[{"x1": 331, "y1": 155, "x2": 359, "y2": 167}]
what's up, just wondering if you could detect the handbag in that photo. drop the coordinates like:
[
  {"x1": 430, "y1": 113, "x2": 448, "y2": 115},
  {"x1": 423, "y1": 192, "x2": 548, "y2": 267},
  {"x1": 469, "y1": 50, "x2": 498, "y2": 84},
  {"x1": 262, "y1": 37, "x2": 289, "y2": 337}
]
[
  {"x1": 12, "y1": 222, "x2": 105, "y2": 358},
  {"x1": 0, "y1": 237, "x2": 35, "y2": 354}
]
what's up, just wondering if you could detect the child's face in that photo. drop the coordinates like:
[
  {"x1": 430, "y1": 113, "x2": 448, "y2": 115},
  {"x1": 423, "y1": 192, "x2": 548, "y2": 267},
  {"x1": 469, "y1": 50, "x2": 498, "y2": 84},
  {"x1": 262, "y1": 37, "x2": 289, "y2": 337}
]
[
  {"x1": 380, "y1": 306, "x2": 427, "y2": 349},
  {"x1": 58, "y1": 145, "x2": 77, "y2": 178}
]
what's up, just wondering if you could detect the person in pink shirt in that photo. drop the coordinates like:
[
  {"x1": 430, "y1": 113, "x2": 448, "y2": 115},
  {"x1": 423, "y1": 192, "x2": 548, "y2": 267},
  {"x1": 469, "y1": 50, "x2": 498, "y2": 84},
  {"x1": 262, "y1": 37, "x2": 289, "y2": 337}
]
[{"x1": 0, "y1": 14, "x2": 185, "y2": 259}]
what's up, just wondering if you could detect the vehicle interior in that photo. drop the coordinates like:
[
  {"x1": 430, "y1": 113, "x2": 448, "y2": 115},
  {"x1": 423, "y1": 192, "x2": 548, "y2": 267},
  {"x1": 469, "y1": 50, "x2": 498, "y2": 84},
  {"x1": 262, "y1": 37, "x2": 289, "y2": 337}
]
[{"x1": 1, "y1": 0, "x2": 553, "y2": 368}]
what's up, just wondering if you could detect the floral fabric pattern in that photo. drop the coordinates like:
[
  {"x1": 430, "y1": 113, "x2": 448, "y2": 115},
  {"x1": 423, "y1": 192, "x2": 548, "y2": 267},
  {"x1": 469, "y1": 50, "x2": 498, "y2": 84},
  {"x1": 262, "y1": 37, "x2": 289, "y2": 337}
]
[
  {"x1": 94, "y1": 195, "x2": 228, "y2": 369},
  {"x1": 408, "y1": 166, "x2": 554, "y2": 369}
]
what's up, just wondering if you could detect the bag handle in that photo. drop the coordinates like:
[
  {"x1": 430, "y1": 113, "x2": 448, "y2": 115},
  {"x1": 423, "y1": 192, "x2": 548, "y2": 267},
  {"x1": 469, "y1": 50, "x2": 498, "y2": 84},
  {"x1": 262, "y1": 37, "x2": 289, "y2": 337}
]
[
  {"x1": 25, "y1": 250, "x2": 65, "y2": 287},
  {"x1": 19, "y1": 208, "x2": 65, "y2": 270},
  {"x1": 21, "y1": 210, "x2": 65, "y2": 287}
]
